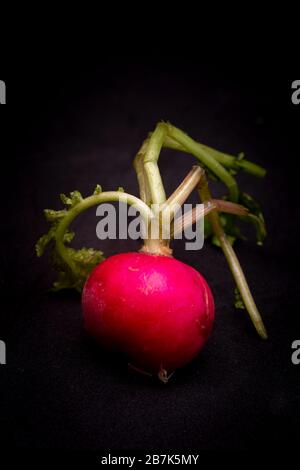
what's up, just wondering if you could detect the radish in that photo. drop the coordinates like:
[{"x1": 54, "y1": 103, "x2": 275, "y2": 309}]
[
  {"x1": 37, "y1": 122, "x2": 268, "y2": 382},
  {"x1": 82, "y1": 252, "x2": 214, "y2": 380}
]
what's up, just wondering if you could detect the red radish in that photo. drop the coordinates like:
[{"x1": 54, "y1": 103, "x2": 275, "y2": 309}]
[
  {"x1": 82, "y1": 252, "x2": 214, "y2": 380},
  {"x1": 37, "y1": 122, "x2": 268, "y2": 382}
]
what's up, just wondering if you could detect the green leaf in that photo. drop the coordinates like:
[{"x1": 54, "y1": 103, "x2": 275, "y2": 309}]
[
  {"x1": 204, "y1": 217, "x2": 213, "y2": 238},
  {"x1": 93, "y1": 184, "x2": 102, "y2": 195},
  {"x1": 211, "y1": 235, "x2": 221, "y2": 247},
  {"x1": 44, "y1": 209, "x2": 68, "y2": 222},
  {"x1": 63, "y1": 231, "x2": 75, "y2": 244},
  {"x1": 210, "y1": 193, "x2": 266, "y2": 247},
  {"x1": 60, "y1": 190, "x2": 83, "y2": 208},
  {"x1": 60, "y1": 193, "x2": 73, "y2": 206},
  {"x1": 237, "y1": 152, "x2": 245, "y2": 162},
  {"x1": 220, "y1": 213, "x2": 245, "y2": 243},
  {"x1": 36, "y1": 226, "x2": 56, "y2": 257},
  {"x1": 51, "y1": 246, "x2": 105, "y2": 292},
  {"x1": 238, "y1": 192, "x2": 267, "y2": 245},
  {"x1": 204, "y1": 214, "x2": 242, "y2": 247},
  {"x1": 70, "y1": 190, "x2": 83, "y2": 206},
  {"x1": 36, "y1": 186, "x2": 105, "y2": 292},
  {"x1": 239, "y1": 192, "x2": 262, "y2": 215}
]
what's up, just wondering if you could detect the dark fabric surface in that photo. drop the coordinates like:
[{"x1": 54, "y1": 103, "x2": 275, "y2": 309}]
[{"x1": 0, "y1": 63, "x2": 299, "y2": 451}]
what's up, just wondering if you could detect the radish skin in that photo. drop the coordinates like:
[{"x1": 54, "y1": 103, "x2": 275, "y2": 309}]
[{"x1": 82, "y1": 252, "x2": 214, "y2": 378}]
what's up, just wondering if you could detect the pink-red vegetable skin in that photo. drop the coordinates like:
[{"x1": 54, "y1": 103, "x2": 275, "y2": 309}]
[{"x1": 82, "y1": 252, "x2": 214, "y2": 377}]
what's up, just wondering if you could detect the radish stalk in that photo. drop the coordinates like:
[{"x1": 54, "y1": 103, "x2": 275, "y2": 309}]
[
  {"x1": 143, "y1": 123, "x2": 167, "y2": 206},
  {"x1": 197, "y1": 175, "x2": 267, "y2": 339},
  {"x1": 133, "y1": 138, "x2": 152, "y2": 205},
  {"x1": 171, "y1": 199, "x2": 249, "y2": 239},
  {"x1": 161, "y1": 165, "x2": 204, "y2": 221},
  {"x1": 164, "y1": 123, "x2": 239, "y2": 202},
  {"x1": 162, "y1": 134, "x2": 266, "y2": 178}
]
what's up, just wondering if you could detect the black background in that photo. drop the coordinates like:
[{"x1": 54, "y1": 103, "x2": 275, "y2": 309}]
[{"x1": 0, "y1": 57, "x2": 299, "y2": 453}]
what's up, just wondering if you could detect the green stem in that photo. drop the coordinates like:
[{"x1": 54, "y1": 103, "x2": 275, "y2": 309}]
[
  {"x1": 133, "y1": 139, "x2": 152, "y2": 204},
  {"x1": 144, "y1": 123, "x2": 167, "y2": 206},
  {"x1": 198, "y1": 177, "x2": 267, "y2": 339},
  {"x1": 162, "y1": 166, "x2": 203, "y2": 222},
  {"x1": 55, "y1": 191, "x2": 153, "y2": 273},
  {"x1": 162, "y1": 134, "x2": 266, "y2": 178},
  {"x1": 236, "y1": 159, "x2": 266, "y2": 178},
  {"x1": 166, "y1": 123, "x2": 239, "y2": 202},
  {"x1": 139, "y1": 123, "x2": 173, "y2": 256}
]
